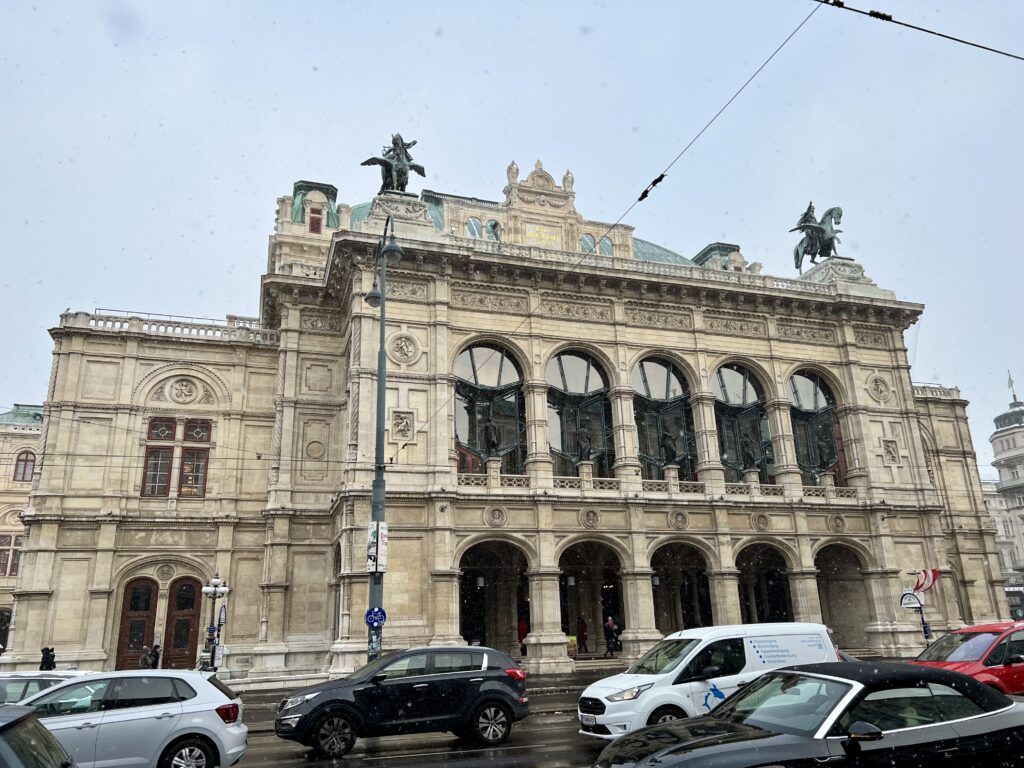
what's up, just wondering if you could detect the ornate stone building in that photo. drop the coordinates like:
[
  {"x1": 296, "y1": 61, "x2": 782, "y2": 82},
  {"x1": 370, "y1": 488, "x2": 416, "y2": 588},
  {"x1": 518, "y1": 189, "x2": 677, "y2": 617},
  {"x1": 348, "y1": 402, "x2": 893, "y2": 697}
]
[{"x1": 2, "y1": 162, "x2": 1007, "y2": 676}]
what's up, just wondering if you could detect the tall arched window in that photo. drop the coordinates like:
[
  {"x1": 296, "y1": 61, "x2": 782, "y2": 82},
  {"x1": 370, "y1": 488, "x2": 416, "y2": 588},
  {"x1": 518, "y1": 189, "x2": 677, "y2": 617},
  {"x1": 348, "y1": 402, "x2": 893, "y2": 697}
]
[
  {"x1": 632, "y1": 358, "x2": 696, "y2": 480},
  {"x1": 580, "y1": 234, "x2": 596, "y2": 254},
  {"x1": 790, "y1": 370, "x2": 846, "y2": 485},
  {"x1": 713, "y1": 364, "x2": 774, "y2": 483},
  {"x1": 13, "y1": 451, "x2": 34, "y2": 482},
  {"x1": 598, "y1": 236, "x2": 614, "y2": 256},
  {"x1": 454, "y1": 345, "x2": 526, "y2": 474},
  {"x1": 546, "y1": 351, "x2": 614, "y2": 477}
]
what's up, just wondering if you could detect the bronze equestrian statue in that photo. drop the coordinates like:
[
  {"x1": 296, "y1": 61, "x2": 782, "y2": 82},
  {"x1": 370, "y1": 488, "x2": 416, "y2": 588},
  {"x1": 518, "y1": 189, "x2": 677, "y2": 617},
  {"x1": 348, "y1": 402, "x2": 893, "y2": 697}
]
[{"x1": 362, "y1": 134, "x2": 425, "y2": 194}]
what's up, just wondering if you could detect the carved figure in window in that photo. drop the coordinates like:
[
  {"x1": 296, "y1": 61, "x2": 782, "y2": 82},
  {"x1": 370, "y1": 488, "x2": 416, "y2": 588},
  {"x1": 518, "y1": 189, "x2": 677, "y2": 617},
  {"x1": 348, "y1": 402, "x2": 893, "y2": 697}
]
[
  {"x1": 714, "y1": 364, "x2": 774, "y2": 484},
  {"x1": 633, "y1": 359, "x2": 695, "y2": 480},
  {"x1": 790, "y1": 370, "x2": 846, "y2": 485},
  {"x1": 546, "y1": 351, "x2": 614, "y2": 478},
  {"x1": 454, "y1": 345, "x2": 526, "y2": 474}
]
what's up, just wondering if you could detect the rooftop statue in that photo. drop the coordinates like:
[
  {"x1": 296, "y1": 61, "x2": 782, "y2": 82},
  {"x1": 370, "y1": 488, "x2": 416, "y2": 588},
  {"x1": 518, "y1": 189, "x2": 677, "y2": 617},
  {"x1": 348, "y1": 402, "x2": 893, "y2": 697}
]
[
  {"x1": 790, "y1": 202, "x2": 843, "y2": 273},
  {"x1": 362, "y1": 133, "x2": 425, "y2": 195}
]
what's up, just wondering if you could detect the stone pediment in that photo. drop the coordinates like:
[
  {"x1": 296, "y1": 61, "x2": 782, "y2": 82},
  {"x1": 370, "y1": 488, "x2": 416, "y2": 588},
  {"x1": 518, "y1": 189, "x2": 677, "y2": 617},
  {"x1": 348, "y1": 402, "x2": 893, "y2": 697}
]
[{"x1": 503, "y1": 159, "x2": 576, "y2": 215}]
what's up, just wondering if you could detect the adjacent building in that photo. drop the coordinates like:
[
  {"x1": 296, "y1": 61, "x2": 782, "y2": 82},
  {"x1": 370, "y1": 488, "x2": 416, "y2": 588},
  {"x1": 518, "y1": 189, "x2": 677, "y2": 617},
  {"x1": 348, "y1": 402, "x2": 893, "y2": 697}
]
[
  {"x1": 1, "y1": 161, "x2": 1007, "y2": 676},
  {"x1": 989, "y1": 393, "x2": 1024, "y2": 616}
]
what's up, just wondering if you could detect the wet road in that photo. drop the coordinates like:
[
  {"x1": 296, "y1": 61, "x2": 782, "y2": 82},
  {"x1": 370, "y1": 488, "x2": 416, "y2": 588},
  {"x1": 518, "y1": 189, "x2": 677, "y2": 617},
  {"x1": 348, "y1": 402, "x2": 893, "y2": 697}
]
[{"x1": 238, "y1": 712, "x2": 606, "y2": 767}]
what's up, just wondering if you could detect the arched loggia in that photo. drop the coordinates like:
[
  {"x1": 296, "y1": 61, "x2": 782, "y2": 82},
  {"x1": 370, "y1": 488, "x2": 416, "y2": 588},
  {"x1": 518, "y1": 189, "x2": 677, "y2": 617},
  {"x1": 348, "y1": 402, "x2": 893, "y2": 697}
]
[
  {"x1": 736, "y1": 544, "x2": 792, "y2": 623},
  {"x1": 459, "y1": 541, "x2": 530, "y2": 656}
]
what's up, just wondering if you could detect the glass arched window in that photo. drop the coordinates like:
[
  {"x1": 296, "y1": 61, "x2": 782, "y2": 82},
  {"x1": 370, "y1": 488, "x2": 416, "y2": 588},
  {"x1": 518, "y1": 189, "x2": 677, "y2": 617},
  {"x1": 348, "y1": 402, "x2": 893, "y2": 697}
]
[
  {"x1": 713, "y1": 364, "x2": 774, "y2": 483},
  {"x1": 465, "y1": 217, "x2": 483, "y2": 238},
  {"x1": 13, "y1": 451, "x2": 34, "y2": 482},
  {"x1": 485, "y1": 219, "x2": 500, "y2": 241},
  {"x1": 546, "y1": 351, "x2": 614, "y2": 477},
  {"x1": 580, "y1": 234, "x2": 596, "y2": 254},
  {"x1": 455, "y1": 345, "x2": 526, "y2": 474},
  {"x1": 632, "y1": 359, "x2": 696, "y2": 480},
  {"x1": 790, "y1": 370, "x2": 846, "y2": 485},
  {"x1": 598, "y1": 236, "x2": 614, "y2": 256}
]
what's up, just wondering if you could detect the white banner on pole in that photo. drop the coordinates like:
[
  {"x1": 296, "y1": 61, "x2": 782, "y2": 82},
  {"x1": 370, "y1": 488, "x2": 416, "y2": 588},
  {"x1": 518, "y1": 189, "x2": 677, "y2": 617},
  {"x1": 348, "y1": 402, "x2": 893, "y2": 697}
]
[{"x1": 366, "y1": 522, "x2": 389, "y2": 573}]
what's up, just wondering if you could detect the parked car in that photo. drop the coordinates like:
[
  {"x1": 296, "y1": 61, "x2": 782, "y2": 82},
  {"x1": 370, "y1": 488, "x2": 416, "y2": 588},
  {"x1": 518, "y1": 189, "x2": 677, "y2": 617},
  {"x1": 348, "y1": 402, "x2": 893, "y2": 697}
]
[
  {"x1": 275, "y1": 645, "x2": 529, "y2": 757},
  {"x1": 593, "y1": 661, "x2": 1024, "y2": 767},
  {"x1": 0, "y1": 704, "x2": 75, "y2": 768},
  {"x1": 0, "y1": 671, "x2": 91, "y2": 704},
  {"x1": 20, "y1": 670, "x2": 246, "y2": 768},
  {"x1": 579, "y1": 622, "x2": 838, "y2": 739},
  {"x1": 911, "y1": 621, "x2": 1024, "y2": 694}
]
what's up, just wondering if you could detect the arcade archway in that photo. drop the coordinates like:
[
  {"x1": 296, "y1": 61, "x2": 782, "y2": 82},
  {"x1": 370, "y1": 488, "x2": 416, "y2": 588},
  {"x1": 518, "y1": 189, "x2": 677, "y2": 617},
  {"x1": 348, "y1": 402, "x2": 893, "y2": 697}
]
[
  {"x1": 559, "y1": 541, "x2": 623, "y2": 655},
  {"x1": 459, "y1": 541, "x2": 530, "y2": 656},
  {"x1": 651, "y1": 543, "x2": 713, "y2": 632},
  {"x1": 815, "y1": 544, "x2": 872, "y2": 650},
  {"x1": 736, "y1": 544, "x2": 793, "y2": 623}
]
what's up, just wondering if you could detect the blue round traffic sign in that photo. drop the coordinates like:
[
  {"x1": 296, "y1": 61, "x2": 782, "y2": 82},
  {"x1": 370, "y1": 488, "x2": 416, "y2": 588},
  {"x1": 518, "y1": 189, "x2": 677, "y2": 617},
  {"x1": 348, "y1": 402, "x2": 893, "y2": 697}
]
[{"x1": 365, "y1": 607, "x2": 387, "y2": 628}]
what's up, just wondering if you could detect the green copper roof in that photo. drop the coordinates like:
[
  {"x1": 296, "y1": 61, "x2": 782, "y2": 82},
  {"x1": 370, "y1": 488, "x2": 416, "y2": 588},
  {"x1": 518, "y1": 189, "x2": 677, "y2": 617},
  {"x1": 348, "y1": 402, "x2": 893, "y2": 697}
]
[
  {"x1": 633, "y1": 238, "x2": 695, "y2": 266},
  {"x1": 0, "y1": 404, "x2": 43, "y2": 425},
  {"x1": 350, "y1": 202, "x2": 371, "y2": 226}
]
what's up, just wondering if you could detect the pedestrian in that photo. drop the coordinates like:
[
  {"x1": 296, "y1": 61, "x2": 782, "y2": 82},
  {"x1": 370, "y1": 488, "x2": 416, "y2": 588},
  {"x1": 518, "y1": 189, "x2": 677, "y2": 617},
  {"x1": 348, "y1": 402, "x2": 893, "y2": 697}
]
[
  {"x1": 576, "y1": 615, "x2": 589, "y2": 654},
  {"x1": 150, "y1": 644, "x2": 161, "y2": 669},
  {"x1": 39, "y1": 647, "x2": 56, "y2": 671},
  {"x1": 139, "y1": 645, "x2": 153, "y2": 669},
  {"x1": 517, "y1": 616, "x2": 528, "y2": 656},
  {"x1": 603, "y1": 616, "x2": 618, "y2": 659}
]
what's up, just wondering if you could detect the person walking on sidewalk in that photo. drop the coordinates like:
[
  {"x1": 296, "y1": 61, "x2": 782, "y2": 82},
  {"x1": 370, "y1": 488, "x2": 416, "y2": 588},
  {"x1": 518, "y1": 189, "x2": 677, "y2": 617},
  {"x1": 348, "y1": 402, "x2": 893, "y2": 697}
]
[
  {"x1": 139, "y1": 645, "x2": 153, "y2": 668},
  {"x1": 39, "y1": 647, "x2": 56, "y2": 670},
  {"x1": 603, "y1": 616, "x2": 618, "y2": 658},
  {"x1": 576, "y1": 615, "x2": 589, "y2": 654}
]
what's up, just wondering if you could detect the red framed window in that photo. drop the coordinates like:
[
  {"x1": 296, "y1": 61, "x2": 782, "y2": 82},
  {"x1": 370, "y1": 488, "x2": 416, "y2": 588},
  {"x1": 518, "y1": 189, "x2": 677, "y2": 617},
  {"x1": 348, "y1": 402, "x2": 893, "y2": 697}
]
[
  {"x1": 142, "y1": 447, "x2": 173, "y2": 497},
  {"x1": 309, "y1": 207, "x2": 323, "y2": 234},
  {"x1": 13, "y1": 451, "x2": 34, "y2": 482},
  {"x1": 0, "y1": 535, "x2": 23, "y2": 577},
  {"x1": 183, "y1": 419, "x2": 211, "y2": 442},
  {"x1": 178, "y1": 449, "x2": 209, "y2": 498},
  {"x1": 148, "y1": 418, "x2": 176, "y2": 441}
]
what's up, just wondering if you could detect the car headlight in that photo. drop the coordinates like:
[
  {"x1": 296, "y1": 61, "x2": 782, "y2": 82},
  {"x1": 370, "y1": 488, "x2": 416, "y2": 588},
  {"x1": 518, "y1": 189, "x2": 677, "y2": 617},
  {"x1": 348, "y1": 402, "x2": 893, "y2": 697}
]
[
  {"x1": 607, "y1": 684, "x2": 653, "y2": 702},
  {"x1": 281, "y1": 692, "x2": 320, "y2": 711}
]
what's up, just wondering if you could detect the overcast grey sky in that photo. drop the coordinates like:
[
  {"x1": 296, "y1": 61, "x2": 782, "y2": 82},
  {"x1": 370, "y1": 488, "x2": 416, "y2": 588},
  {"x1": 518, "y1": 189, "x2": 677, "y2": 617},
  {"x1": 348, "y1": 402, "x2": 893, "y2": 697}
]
[{"x1": 1, "y1": 1, "x2": 1020, "y2": 470}]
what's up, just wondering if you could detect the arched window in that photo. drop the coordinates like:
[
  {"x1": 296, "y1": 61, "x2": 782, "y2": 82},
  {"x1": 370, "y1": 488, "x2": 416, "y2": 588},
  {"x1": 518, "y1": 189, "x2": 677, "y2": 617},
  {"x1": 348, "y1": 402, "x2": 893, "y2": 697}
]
[
  {"x1": 713, "y1": 364, "x2": 774, "y2": 483},
  {"x1": 580, "y1": 234, "x2": 596, "y2": 254},
  {"x1": 546, "y1": 351, "x2": 614, "y2": 477},
  {"x1": 454, "y1": 345, "x2": 526, "y2": 474},
  {"x1": 790, "y1": 370, "x2": 846, "y2": 485},
  {"x1": 485, "y1": 219, "x2": 501, "y2": 241},
  {"x1": 632, "y1": 358, "x2": 696, "y2": 480},
  {"x1": 598, "y1": 236, "x2": 614, "y2": 256},
  {"x1": 465, "y1": 217, "x2": 483, "y2": 238},
  {"x1": 13, "y1": 451, "x2": 34, "y2": 482}
]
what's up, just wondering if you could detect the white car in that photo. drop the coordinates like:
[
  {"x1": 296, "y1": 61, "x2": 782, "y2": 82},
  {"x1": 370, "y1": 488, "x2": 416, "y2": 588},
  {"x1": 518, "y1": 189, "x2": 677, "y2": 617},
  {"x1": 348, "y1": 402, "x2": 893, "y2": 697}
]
[
  {"x1": 0, "y1": 671, "x2": 92, "y2": 704},
  {"x1": 578, "y1": 622, "x2": 839, "y2": 740},
  {"x1": 20, "y1": 669, "x2": 246, "y2": 768}
]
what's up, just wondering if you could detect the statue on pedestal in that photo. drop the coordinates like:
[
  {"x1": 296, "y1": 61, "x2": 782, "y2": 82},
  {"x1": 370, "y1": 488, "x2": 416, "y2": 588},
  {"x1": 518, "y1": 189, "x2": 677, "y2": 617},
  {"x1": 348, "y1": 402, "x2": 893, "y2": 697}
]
[
  {"x1": 576, "y1": 424, "x2": 593, "y2": 462},
  {"x1": 790, "y1": 201, "x2": 843, "y2": 273},
  {"x1": 362, "y1": 133, "x2": 426, "y2": 194}
]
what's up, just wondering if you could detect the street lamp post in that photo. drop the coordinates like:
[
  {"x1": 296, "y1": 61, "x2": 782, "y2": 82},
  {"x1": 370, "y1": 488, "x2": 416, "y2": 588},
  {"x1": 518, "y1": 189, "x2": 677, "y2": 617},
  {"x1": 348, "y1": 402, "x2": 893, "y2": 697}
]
[
  {"x1": 365, "y1": 215, "x2": 403, "y2": 661},
  {"x1": 201, "y1": 573, "x2": 230, "y2": 670}
]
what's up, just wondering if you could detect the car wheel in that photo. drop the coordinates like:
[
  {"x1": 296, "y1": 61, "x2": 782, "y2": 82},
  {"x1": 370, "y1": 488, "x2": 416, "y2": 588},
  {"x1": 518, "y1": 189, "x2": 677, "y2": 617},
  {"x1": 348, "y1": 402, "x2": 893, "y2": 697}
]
[
  {"x1": 472, "y1": 702, "x2": 512, "y2": 745},
  {"x1": 647, "y1": 706, "x2": 686, "y2": 725},
  {"x1": 313, "y1": 712, "x2": 357, "y2": 757},
  {"x1": 158, "y1": 737, "x2": 215, "y2": 768}
]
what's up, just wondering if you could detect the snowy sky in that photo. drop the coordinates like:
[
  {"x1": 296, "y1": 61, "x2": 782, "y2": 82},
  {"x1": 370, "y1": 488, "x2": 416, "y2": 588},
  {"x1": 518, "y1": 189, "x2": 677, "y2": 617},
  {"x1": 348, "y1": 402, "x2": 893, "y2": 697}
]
[{"x1": 1, "y1": 1, "x2": 1020, "y2": 471}]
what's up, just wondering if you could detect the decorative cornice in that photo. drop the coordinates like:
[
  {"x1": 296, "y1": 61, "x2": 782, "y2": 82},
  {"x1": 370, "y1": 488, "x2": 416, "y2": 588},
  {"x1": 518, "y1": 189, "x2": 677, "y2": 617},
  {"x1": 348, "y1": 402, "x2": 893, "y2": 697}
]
[{"x1": 703, "y1": 313, "x2": 768, "y2": 338}]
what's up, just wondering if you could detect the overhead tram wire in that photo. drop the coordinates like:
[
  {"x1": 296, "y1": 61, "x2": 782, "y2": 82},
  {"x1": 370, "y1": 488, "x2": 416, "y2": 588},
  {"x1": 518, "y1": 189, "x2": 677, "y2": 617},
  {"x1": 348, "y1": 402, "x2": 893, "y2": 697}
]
[
  {"x1": 382, "y1": 3, "x2": 823, "y2": 465},
  {"x1": 812, "y1": 0, "x2": 1024, "y2": 62}
]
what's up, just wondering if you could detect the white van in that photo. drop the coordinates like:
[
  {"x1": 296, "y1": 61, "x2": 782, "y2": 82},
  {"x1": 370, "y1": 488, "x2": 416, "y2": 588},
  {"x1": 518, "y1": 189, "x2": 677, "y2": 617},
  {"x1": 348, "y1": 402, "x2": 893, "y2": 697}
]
[{"x1": 577, "y1": 622, "x2": 838, "y2": 740}]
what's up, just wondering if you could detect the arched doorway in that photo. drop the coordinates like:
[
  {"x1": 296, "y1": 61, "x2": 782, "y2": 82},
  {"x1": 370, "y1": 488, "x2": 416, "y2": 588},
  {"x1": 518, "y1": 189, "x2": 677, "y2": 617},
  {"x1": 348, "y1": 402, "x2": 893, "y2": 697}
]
[
  {"x1": 162, "y1": 577, "x2": 203, "y2": 669},
  {"x1": 815, "y1": 545, "x2": 872, "y2": 650},
  {"x1": 736, "y1": 544, "x2": 792, "y2": 623},
  {"x1": 651, "y1": 543, "x2": 713, "y2": 632},
  {"x1": 115, "y1": 577, "x2": 158, "y2": 669},
  {"x1": 559, "y1": 541, "x2": 623, "y2": 655},
  {"x1": 459, "y1": 541, "x2": 529, "y2": 656}
]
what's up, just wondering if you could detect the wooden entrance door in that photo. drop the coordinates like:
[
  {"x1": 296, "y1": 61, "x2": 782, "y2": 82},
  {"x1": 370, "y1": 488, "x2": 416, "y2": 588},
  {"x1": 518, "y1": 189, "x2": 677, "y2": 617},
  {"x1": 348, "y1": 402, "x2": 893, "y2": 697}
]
[
  {"x1": 115, "y1": 578, "x2": 158, "y2": 669},
  {"x1": 163, "y1": 577, "x2": 203, "y2": 669}
]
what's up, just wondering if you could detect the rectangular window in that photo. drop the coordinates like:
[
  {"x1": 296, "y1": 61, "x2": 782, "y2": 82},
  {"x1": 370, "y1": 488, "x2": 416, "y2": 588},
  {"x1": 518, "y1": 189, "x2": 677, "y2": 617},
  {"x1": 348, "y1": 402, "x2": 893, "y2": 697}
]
[
  {"x1": 183, "y1": 419, "x2": 212, "y2": 442},
  {"x1": 309, "y1": 207, "x2": 323, "y2": 234},
  {"x1": 147, "y1": 418, "x2": 176, "y2": 441},
  {"x1": 142, "y1": 447, "x2": 173, "y2": 497},
  {"x1": 178, "y1": 449, "x2": 209, "y2": 498},
  {"x1": 1013, "y1": 466, "x2": 1021, "y2": 480}
]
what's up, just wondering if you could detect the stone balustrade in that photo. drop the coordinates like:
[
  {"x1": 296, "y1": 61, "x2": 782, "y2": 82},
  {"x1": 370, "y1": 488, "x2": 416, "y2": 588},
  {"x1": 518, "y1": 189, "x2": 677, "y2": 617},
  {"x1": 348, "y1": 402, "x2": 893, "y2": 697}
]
[{"x1": 62, "y1": 311, "x2": 279, "y2": 345}]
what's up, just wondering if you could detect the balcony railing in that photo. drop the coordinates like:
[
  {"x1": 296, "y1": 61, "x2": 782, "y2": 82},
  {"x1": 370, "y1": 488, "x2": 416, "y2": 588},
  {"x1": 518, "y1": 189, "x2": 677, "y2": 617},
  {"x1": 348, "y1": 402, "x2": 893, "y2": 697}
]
[{"x1": 62, "y1": 311, "x2": 279, "y2": 346}]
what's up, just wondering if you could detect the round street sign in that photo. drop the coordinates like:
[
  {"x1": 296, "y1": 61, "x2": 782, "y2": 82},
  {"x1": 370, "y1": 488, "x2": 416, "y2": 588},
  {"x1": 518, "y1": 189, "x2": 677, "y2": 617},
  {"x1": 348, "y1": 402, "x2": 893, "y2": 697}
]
[{"x1": 365, "y1": 607, "x2": 387, "y2": 628}]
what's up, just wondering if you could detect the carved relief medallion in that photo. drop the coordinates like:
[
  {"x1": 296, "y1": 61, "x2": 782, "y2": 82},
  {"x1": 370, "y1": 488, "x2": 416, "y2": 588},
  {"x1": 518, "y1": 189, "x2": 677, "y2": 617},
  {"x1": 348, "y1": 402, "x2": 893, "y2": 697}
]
[
  {"x1": 484, "y1": 506, "x2": 509, "y2": 528},
  {"x1": 828, "y1": 514, "x2": 848, "y2": 534},
  {"x1": 881, "y1": 439, "x2": 900, "y2": 466},
  {"x1": 391, "y1": 411, "x2": 415, "y2": 441},
  {"x1": 169, "y1": 378, "x2": 198, "y2": 404},
  {"x1": 751, "y1": 512, "x2": 771, "y2": 532},
  {"x1": 668, "y1": 511, "x2": 690, "y2": 531},
  {"x1": 866, "y1": 375, "x2": 892, "y2": 403},
  {"x1": 579, "y1": 508, "x2": 601, "y2": 530},
  {"x1": 387, "y1": 333, "x2": 421, "y2": 364},
  {"x1": 156, "y1": 564, "x2": 176, "y2": 581},
  {"x1": 305, "y1": 441, "x2": 326, "y2": 460}
]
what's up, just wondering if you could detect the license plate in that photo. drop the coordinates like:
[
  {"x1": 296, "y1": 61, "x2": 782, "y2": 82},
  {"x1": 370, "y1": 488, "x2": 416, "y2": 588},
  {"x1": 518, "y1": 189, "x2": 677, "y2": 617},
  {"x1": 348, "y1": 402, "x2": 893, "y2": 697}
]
[{"x1": 581, "y1": 714, "x2": 596, "y2": 726}]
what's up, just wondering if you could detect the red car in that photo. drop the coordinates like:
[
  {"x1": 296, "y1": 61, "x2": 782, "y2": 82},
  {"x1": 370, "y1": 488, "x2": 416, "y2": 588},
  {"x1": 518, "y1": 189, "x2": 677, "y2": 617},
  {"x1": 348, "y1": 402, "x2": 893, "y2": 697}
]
[{"x1": 912, "y1": 621, "x2": 1024, "y2": 693}]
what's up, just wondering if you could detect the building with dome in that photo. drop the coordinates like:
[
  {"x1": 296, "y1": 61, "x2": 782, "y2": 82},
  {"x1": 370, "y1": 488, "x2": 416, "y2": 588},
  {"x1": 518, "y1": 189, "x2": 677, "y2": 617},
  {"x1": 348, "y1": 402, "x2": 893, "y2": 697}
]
[{"x1": 0, "y1": 160, "x2": 1007, "y2": 676}]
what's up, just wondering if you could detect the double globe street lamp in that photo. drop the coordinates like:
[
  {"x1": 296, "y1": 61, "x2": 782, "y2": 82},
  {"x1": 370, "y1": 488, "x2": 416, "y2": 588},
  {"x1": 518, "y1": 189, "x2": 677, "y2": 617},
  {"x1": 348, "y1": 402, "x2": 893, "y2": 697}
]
[
  {"x1": 365, "y1": 215, "x2": 403, "y2": 660},
  {"x1": 201, "y1": 573, "x2": 230, "y2": 670}
]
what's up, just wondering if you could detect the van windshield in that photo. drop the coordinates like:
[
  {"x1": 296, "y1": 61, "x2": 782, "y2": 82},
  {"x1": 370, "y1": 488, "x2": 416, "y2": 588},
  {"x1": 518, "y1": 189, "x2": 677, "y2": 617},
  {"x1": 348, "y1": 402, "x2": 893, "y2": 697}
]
[{"x1": 626, "y1": 639, "x2": 700, "y2": 675}]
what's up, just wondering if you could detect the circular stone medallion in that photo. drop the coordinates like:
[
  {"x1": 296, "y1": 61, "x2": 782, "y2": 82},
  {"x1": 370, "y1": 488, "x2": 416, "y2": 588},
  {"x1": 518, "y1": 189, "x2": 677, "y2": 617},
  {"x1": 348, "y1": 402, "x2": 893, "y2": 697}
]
[
  {"x1": 751, "y1": 512, "x2": 771, "y2": 532},
  {"x1": 156, "y1": 564, "x2": 176, "y2": 581},
  {"x1": 387, "y1": 333, "x2": 421, "y2": 364},
  {"x1": 305, "y1": 441, "x2": 326, "y2": 460},
  {"x1": 668, "y1": 511, "x2": 690, "y2": 531},
  {"x1": 866, "y1": 375, "x2": 892, "y2": 403},
  {"x1": 484, "y1": 507, "x2": 508, "y2": 528},
  {"x1": 828, "y1": 514, "x2": 848, "y2": 534},
  {"x1": 169, "y1": 378, "x2": 198, "y2": 404},
  {"x1": 579, "y1": 508, "x2": 601, "y2": 530}
]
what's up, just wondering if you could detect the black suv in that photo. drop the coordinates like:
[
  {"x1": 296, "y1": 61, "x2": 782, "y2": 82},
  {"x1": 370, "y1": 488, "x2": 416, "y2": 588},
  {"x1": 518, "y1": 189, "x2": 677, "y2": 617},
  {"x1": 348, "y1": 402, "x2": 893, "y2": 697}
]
[{"x1": 274, "y1": 646, "x2": 529, "y2": 757}]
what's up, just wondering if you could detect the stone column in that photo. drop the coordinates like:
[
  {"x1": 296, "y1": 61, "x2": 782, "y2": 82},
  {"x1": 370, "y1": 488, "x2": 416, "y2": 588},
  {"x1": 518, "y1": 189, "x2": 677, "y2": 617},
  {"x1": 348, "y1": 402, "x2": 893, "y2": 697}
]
[
  {"x1": 835, "y1": 404, "x2": 869, "y2": 489},
  {"x1": 578, "y1": 460, "x2": 594, "y2": 489},
  {"x1": 765, "y1": 399, "x2": 803, "y2": 495},
  {"x1": 427, "y1": 570, "x2": 464, "y2": 647},
  {"x1": 485, "y1": 456, "x2": 502, "y2": 489},
  {"x1": 523, "y1": 381, "x2": 553, "y2": 489},
  {"x1": 619, "y1": 568, "x2": 662, "y2": 660},
  {"x1": 707, "y1": 569, "x2": 743, "y2": 625},
  {"x1": 610, "y1": 387, "x2": 643, "y2": 493},
  {"x1": 662, "y1": 464, "x2": 679, "y2": 493},
  {"x1": 691, "y1": 393, "x2": 725, "y2": 494},
  {"x1": 524, "y1": 568, "x2": 573, "y2": 674},
  {"x1": 788, "y1": 569, "x2": 824, "y2": 623},
  {"x1": 250, "y1": 511, "x2": 292, "y2": 674}
]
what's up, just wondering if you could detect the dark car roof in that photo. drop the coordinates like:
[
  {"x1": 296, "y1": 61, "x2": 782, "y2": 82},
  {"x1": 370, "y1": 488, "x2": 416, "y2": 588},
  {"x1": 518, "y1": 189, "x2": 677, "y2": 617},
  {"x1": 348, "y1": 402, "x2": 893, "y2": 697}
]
[
  {"x1": 0, "y1": 704, "x2": 34, "y2": 730},
  {"x1": 786, "y1": 661, "x2": 1011, "y2": 711}
]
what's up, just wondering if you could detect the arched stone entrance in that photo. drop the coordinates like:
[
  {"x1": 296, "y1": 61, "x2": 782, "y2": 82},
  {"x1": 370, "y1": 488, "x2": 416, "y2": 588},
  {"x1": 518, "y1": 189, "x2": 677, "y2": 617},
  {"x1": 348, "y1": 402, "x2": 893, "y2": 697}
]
[
  {"x1": 651, "y1": 543, "x2": 713, "y2": 633},
  {"x1": 559, "y1": 541, "x2": 623, "y2": 656},
  {"x1": 115, "y1": 577, "x2": 159, "y2": 669},
  {"x1": 736, "y1": 544, "x2": 792, "y2": 623},
  {"x1": 162, "y1": 576, "x2": 203, "y2": 669},
  {"x1": 815, "y1": 544, "x2": 872, "y2": 650},
  {"x1": 459, "y1": 541, "x2": 529, "y2": 656}
]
